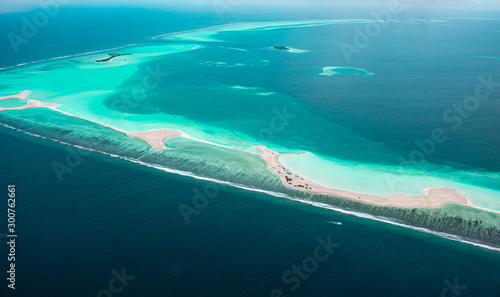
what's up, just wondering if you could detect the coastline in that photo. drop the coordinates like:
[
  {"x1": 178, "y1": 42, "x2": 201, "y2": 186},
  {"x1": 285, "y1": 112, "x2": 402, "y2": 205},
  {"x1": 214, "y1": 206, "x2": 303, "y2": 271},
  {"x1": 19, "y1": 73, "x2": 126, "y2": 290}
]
[
  {"x1": 0, "y1": 92, "x2": 498, "y2": 215},
  {"x1": 254, "y1": 146, "x2": 500, "y2": 214},
  {"x1": 1, "y1": 109, "x2": 500, "y2": 249},
  {"x1": 0, "y1": 90, "x2": 30, "y2": 100}
]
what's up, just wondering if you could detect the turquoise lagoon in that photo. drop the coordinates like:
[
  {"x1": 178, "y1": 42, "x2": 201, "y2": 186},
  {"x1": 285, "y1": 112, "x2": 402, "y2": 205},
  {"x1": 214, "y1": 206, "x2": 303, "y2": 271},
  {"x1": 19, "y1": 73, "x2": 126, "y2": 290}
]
[{"x1": 0, "y1": 98, "x2": 27, "y2": 108}]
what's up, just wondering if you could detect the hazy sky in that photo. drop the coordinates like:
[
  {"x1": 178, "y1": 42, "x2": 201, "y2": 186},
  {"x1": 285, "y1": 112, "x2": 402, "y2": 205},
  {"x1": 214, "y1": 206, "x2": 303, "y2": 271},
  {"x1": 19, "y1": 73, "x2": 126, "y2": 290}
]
[{"x1": 1, "y1": 0, "x2": 500, "y2": 14}]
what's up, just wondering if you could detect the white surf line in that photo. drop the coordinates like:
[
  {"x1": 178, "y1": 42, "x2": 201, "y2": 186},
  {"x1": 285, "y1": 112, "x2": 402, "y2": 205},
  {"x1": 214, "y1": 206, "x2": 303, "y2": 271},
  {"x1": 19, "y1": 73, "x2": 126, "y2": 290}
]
[{"x1": 290, "y1": 198, "x2": 500, "y2": 253}]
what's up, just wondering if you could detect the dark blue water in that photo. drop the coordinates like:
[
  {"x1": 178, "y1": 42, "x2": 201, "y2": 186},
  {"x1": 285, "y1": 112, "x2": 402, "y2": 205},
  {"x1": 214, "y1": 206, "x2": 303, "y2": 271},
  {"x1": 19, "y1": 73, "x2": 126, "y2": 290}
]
[{"x1": 1, "y1": 123, "x2": 500, "y2": 297}]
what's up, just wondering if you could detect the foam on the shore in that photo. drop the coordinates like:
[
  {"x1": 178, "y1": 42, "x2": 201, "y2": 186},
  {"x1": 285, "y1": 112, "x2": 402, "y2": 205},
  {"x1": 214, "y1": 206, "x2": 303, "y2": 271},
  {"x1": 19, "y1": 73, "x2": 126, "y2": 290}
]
[{"x1": 293, "y1": 199, "x2": 500, "y2": 253}]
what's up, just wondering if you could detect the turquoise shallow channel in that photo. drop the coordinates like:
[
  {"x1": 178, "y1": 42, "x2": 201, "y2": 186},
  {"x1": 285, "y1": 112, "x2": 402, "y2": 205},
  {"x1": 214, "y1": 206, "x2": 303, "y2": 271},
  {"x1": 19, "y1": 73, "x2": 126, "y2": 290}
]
[{"x1": 0, "y1": 19, "x2": 499, "y2": 212}]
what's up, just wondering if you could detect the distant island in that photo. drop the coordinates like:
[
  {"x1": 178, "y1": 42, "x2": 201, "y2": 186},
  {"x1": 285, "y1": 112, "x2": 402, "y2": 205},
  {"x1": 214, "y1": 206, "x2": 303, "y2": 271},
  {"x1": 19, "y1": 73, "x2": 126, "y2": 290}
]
[
  {"x1": 273, "y1": 45, "x2": 309, "y2": 53},
  {"x1": 95, "y1": 53, "x2": 131, "y2": 63},
  {"x1": 273, "y1": 46, "x2": 290, "y2": 51}
]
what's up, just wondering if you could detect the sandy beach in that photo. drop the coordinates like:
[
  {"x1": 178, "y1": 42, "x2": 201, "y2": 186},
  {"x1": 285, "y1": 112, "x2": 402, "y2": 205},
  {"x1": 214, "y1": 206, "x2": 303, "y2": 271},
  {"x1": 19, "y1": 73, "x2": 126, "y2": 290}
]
[
  {"x1": 0, "y1": 99, "x2": 59, "y2": 112},
  {"x1": 127, "y1": 129, "x2": 183, "y2": 150},
  {"x1": 253, "y1": 146, "x2": 500, "y2": 213},
  {"x1": 0, "y1": 90, "x2": 30, "y2": 100},
  {"x1": 0, "y1": 90, "x2": 61, "y2": 112},
  {"x1": 128, "y1": 128, "x2": 258, "y2": 155}
]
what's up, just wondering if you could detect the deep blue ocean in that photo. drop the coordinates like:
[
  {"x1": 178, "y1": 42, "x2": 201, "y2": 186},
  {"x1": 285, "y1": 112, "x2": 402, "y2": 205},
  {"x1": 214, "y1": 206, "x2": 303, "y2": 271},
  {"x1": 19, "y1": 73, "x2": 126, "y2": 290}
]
[
  {"x1": 1, "y1": 126, "x2": 500, "y2": 297},
  {"x1": 1, "y1": 7, "x2": 500, "y2": 297}
]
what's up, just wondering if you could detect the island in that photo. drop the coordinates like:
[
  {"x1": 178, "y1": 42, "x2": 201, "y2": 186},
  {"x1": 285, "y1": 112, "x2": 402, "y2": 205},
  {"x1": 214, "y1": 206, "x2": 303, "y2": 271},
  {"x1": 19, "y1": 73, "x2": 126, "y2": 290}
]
[
  {"x1": 273, "y1": 46, "x2": 290, "y2": 51},
  {"x1": 95, "y1": 53, "x2": 131, "y2": 63}
]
